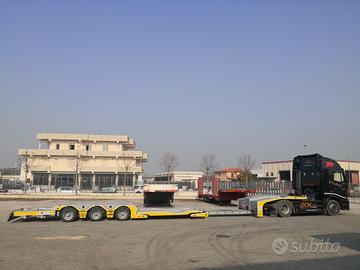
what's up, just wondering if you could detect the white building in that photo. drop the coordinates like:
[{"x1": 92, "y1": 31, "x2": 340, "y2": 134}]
[
  {"x1": 154, "y1": 171, "x2": 203, "y2": 190},
  {"x1": 19, "y1": 133, "x2": 148, "y2": 191}
]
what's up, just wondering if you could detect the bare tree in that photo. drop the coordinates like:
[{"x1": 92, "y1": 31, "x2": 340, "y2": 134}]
[
  {"x1": 120, "y1": 158, "x2": 135, "y2": 196},
  {"x1": 199, "y1": 154, "x2": 218, "y2": 193},
  {"x1": 72, "y1": 151, "x2": 82, "y2": 196},
  {"x1": 19, "y1": 154, "x2": 33, "y2": 194},
  {"x1": 237, "y1": 154, "x2": 256, "y2": 184},
  {"x1": 159, "y1": 153, "x2": 179, "y2": 184}
]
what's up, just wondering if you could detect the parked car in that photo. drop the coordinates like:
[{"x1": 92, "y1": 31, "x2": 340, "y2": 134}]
[
  {"x1": 57, "y1": 187, "x2": 78, "y2": 193},
  {"x1": 26, "y1": 185, "x2": 41, "y2": 193},
  {"x1": 95, "y1": 186, "x2": 117, "y2": 193},
  {"x1": 134, "y1": 185, "x2": 144, "y2": 194},
  {"x1": 0, "y1": 184, "x2": 8, "y2": 193}
]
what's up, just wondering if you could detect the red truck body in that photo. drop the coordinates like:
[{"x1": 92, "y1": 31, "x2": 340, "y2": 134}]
[{"x1": 198, "y1": 176, "x2": 255, "y2": 203}]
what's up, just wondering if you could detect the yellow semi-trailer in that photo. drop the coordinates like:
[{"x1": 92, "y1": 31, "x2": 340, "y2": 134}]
[{"x1": 8, "y1": 203, "x2": 208, "y2": 222}]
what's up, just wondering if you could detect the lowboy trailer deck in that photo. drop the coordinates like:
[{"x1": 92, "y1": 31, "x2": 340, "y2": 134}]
[{"x1": 7, "y1": 203, "x2": 208, "y2": 222}]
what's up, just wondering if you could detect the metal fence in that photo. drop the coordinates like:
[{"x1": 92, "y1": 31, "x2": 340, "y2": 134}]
[
  {"x1": 219, "y1": 180, "x2": 292, "y2": 196},
  {"x1": 250, "y1": 180, "x2": 292, "y2": 195}
]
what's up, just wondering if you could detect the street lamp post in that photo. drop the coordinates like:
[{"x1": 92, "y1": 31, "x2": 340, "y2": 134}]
[{"x1": 347, "y1": 152, "x2": 351, "y2": 195}]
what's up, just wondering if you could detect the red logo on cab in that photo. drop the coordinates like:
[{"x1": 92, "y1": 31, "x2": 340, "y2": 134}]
[{"x1": 325, "y1": 161, "x2": 334, "y2": 168}]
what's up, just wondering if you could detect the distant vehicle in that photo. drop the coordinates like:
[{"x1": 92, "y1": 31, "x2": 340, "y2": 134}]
[
  {"x1": 143, "y1": 183, "x2": 178, "y2": 206},
  {"x1": 0, "y1": 184, "x2": 8, "y2": 193},
  {"x1": 198, "y1": 178, "x2": 256, "y2": 204},
  {"x1": 134, "y1": 185, "x2": 144, "y2": 194},
  {"x1": 57, "y1": 187, "x2": 78, "y2": 193},
  {"x1": 95, "y1": 186, "x2": 117, "y2": 193},
  {"x1": 26, "y1": 186, "x2": 41, "y2": 193}
]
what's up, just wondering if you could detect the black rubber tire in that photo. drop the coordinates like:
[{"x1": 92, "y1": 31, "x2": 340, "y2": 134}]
[
  {"x1": 326, "y1": 200, "x2": 340, "y2": 216},
  {"x1": 88, "y1": 207, "x2": 106, "y2": 222},
  {"x1": 277, "y1": 200, "x2": 293, "y2": 217},
  {"x1": 114, "y1": 207, "x2": 131, "y2": 221},
  {"x1": 60, "y1": 207, "x2": 78, "y2": 222},
  {"x1": 269, "y1": 206, "x2": 278, "y2": 217}
]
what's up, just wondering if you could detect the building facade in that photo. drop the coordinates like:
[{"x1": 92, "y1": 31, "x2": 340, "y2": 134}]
[
  {"x1": 19, "y1": 133, "x2": 148, "y2": 191},
  {"x1": 153, "y1": 171, "x2": 203, "y2": 190},
  {"x1": 214, "y1": 168, "x2": 242, "y2": 181},
  {"x1": 262, "y1": 159, "x2": 360, "y2": 188}
]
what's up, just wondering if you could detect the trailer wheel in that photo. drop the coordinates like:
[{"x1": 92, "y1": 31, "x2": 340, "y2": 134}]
[
  {"x1": 60, "y1": 207, "x2": 78, "y2": 222},
  {"x1": 115, "y1": 207, "x2": 130, "y2": 221},
  {"x1": 277, "y1": 201, "x2": 293, "y2": 217},
  {"x1": 326, "y1": 200, "x2": 340, "y2": 216},
  {"x1": 88, "y1": 207, "x2": 106, "y2": 222},
  {"x1": 269, "y1": 206, "x2": 278, "y2": 217}
]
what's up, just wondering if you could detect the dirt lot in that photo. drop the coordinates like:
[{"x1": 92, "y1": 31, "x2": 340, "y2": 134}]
[{"x1": 0, "y1": 199, "x2": 359, "y2": 270}]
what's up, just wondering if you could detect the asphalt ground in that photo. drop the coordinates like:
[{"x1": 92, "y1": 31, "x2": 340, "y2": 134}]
[{"x1": 0, "y1": 199, "x2": 359, "y2": 270}]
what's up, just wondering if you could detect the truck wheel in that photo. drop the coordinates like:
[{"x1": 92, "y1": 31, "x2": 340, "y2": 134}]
[
  {"x1": 277, "y1": 201, "x2": 293, "y2": 217},
  {"x1": 115, "y1": 207, "x2": 130, "y2": 221},
  {"x1": 269, "y1": 206, "x2": 278, "y2": 217},
  {"x1": 88, "y1": 207, "x2": 105, "y2": 222},
  {"x1": 60, "y1": 207, "x2": 78, "y2": 222},
  {"x1": 326, "y1": 200, "x2": 340, "y2": 216}
]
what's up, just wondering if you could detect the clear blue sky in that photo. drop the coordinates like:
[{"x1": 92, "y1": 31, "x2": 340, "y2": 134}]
[{"x1": 0, "y1": 1, "x2": 359, "y2": 174}]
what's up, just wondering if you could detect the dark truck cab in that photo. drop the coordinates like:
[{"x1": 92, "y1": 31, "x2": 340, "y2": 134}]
[{"x1": 292, "y1": 153, "x2": 350, "y2": 215}]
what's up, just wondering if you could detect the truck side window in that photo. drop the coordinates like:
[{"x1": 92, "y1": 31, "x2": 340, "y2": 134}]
[{"x1": 333, "y1": 172, "x2": 344, "y2": 183}]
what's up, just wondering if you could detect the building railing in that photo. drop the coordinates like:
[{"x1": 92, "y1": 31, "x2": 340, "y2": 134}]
[
  {"x1": 37, "y1": 133, "x2": 132, "y2": 143},
  {"x1": 18, "y1": 149, "x2": 148, "y2": 159}
]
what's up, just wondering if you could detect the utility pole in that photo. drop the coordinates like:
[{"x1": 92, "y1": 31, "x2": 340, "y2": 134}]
[{"x1": 347, "y1": 152, "x2": 351, "y2": 195}]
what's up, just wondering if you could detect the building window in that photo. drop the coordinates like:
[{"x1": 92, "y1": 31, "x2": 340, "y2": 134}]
[
  {"x1": 80, "y1": 174, "x2": 92, "y2": 190},
  {"x1": 118, "y1": 174, "x2": 133, "y2": 189},
  {"x1": 85, "y1": 145, "x2": 91, "y2": 151},
  {"x1": 33, "y1": 173, "x2": 48, "y2": 185},
  {"x1": 56, "y1": 144, "x2": 60, "y2": 150},
  {"x1": 51, "y1": 174, "x2": 75, "y2": 189},
  {"x1": 95, "y1": 174, "x2": 115, "y2": 188},
  {"x1": 270, "y1": 172, "x2": 274, "y2": 176},
  {"x1": 102, "y1": 144, "x2": 108, "y2": 151},
  {"x1": 266, "y1": 172, "x2": 269, "y2": 177},
  {"x1": 69, "y1": 144, "x2": 75, "y2": 150}
]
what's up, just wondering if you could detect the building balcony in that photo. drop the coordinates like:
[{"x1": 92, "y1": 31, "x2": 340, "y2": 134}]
[
  {"x1": 19, "y1": 149, "x2": 148, "y2": 161},
  {"x1": 29, "y1": 165, "x2": 143, "y2": 174},
  {"x1": 36, "y1": 133, "x2": 135, "y2": 147}
]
